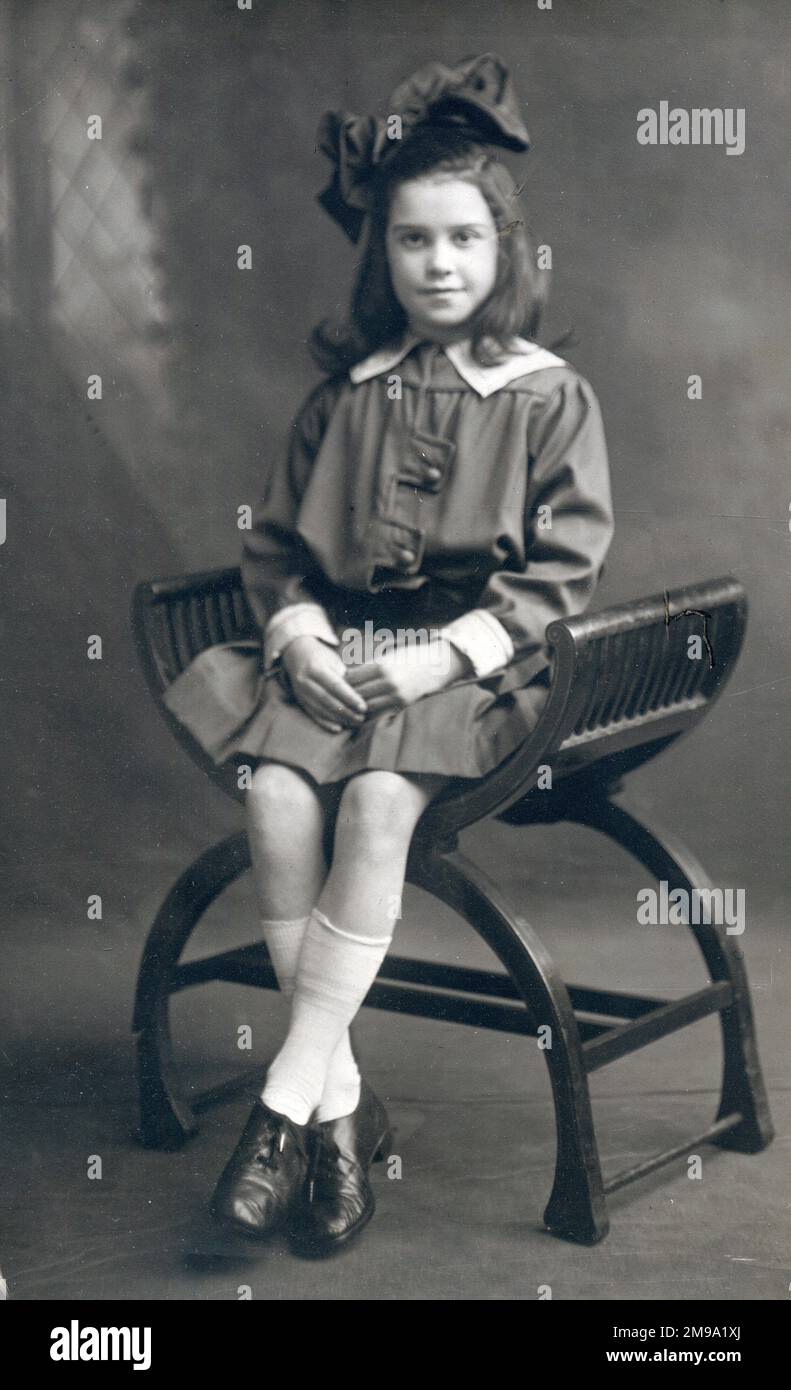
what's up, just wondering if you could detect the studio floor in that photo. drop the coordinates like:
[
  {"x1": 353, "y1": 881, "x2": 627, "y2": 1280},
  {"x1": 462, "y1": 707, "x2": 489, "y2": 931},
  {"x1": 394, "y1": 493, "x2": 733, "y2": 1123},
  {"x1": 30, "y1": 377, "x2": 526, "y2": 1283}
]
[{"x1": 0, "y1": 815, "x2": 788, "y2": 1302}]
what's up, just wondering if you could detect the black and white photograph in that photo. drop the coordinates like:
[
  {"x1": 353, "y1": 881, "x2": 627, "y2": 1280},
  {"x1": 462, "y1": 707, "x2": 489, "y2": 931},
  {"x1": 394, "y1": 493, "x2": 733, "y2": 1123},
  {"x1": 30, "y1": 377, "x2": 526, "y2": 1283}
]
[{"x1": 0, "y1": 0, "x2": 788, "y2": 1331}]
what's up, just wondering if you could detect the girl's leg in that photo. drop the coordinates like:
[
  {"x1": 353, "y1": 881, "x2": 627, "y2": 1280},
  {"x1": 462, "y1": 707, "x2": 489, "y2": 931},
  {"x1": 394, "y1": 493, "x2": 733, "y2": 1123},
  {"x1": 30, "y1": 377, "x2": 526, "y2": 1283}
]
[
  {"x1": 246, "y1": 759, "x2": 359, "y2": 1120},
  {"x1": 246, "y1": 759, "x2": 329, "y2": 917},
  {"x1": 261, "y1": 769, "x2": 452, "y2": 1124},
  {"x1": 317, "y1": 769, "x2": 450, "y2": 935}
]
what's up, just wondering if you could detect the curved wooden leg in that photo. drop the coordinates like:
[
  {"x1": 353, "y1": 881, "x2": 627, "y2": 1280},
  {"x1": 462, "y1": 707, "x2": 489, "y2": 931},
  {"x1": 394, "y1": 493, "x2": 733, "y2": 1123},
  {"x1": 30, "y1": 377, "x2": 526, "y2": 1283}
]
[
  {"x1": 572, "y1": 795, "x2": 774, "y2": 1154},
  {"x1": 407, "y1": 840, "x2": 610, "y2": 1245},
  {"x1": 133, "y1": 831, "x2": 252, "y2": 1149}
]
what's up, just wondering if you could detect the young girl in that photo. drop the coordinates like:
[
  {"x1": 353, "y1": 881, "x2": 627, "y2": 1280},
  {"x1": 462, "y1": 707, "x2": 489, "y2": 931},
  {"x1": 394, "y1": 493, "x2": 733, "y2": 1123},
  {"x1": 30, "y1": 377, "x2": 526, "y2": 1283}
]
[{"x1": 162, "y1": 53, "x2": 614, "y2": 1257}]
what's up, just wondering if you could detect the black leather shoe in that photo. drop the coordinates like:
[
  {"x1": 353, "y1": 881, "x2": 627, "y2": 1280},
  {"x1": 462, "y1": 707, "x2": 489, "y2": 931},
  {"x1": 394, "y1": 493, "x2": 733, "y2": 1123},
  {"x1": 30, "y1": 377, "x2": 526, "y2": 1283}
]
[
  {"x1": 289, "y1": 1079, "x2": 392, "y2": 1257},
  {"x1": 210, "y1": 1099, "x2": 312, "y2": 1238}
]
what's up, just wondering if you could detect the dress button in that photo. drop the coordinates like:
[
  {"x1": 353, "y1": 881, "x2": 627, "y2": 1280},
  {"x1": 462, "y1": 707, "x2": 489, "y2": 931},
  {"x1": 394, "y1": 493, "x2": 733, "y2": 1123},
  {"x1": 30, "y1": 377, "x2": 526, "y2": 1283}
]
[
  {"x1": 426, "y1": 466, "x2": 442, "y2": 480},
  {"x1": 399, "y1": 548, "x2": 415, "y2": 563}
]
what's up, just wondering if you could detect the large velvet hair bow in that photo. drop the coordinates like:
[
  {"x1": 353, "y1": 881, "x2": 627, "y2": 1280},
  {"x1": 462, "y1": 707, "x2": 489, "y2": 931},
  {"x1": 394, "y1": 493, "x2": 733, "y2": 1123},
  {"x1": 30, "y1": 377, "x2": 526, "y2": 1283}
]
[{"x1": 316, "y1": 53, "x2": 530, "y2": 242}]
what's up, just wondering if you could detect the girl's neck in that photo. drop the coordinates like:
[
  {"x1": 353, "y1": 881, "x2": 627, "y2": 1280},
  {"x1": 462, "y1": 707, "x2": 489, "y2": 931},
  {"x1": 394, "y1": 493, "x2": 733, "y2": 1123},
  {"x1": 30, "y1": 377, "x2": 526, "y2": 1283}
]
[{"x1": 406, "y1": 318, "x2": 473, "y2": 347}]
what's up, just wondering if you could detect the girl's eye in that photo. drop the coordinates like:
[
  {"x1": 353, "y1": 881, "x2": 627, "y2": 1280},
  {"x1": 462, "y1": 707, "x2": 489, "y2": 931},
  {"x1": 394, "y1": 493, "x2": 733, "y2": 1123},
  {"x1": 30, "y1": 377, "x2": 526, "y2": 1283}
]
[{"x1": 394, "y1": 229, "x2": 482, "y2": 248}]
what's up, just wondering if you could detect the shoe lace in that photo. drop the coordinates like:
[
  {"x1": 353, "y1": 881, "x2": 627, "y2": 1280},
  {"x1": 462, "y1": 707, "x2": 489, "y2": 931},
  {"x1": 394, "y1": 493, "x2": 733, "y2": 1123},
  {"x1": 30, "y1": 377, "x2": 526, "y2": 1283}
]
[
  {"x1": 308, "y1": 1134, "x2": 349, "y2": 1202},
  {"x1": 254, "y1": 1123, "x2": 288, "y2": 1171},
  {"x1": 315, "y1": 1135, "x2": 342, "y2": 1177}
]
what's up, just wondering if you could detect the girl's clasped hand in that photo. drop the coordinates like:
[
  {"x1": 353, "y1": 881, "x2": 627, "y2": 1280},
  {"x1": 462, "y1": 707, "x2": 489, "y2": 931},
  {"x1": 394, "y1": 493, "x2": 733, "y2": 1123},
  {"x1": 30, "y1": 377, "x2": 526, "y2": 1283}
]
[{"x1": 282, "y1": 632, "x2": 469, "y2": 732}]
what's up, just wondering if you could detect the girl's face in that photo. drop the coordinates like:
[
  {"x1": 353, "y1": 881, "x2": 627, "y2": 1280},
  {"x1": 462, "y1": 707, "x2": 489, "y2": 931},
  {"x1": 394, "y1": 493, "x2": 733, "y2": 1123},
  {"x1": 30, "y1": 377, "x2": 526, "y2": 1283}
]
[{"x1": 385, "y1": 176, "x2": 499, "y2": 340}]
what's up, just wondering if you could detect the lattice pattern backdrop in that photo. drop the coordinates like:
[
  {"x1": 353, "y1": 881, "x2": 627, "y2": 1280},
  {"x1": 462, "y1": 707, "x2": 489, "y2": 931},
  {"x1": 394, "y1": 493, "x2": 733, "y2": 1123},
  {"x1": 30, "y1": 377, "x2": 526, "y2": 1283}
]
[{"x1": 2, "y1": 0, "x2": 174, "y2": 493}]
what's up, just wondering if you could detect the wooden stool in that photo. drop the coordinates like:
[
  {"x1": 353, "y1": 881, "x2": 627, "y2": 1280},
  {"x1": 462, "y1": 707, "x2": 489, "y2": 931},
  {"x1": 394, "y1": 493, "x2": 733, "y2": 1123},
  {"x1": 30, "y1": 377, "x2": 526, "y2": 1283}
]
[{"x1": 131, "y1": 569, "x2": 773, "y2": 1244}]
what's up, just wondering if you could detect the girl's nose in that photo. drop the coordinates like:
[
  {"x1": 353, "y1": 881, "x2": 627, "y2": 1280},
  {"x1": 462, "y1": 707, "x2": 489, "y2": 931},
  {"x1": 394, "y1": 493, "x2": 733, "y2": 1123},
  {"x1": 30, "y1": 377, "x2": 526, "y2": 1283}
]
[{"x1": 426, "y1": 241, "x2": 455, "y2": 276}]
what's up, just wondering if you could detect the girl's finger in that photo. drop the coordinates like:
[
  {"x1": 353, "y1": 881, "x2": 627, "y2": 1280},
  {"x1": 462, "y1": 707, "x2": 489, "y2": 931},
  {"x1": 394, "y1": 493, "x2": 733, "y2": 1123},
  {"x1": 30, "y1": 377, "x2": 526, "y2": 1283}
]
[
  {"x1": 302, "y1": 680, "x2": 364, "y2": 726},
  {"x1": 343, "y1": 663, "x2": 381, "y2": 688},
  {"x1": 315, "y1": 669, "x2": 368, "y2": 714},
  {"x1": 289, "y1": 685, "x2": 336, "y2": 722},
  {"x1": 362, "y1": 692, "x2": 406, "y2": 714},
  {"x1": 340, "y1": 674, "x2": 391, "y2": 699},
  {"x1": 299, "y1": 700, "x2": 343, "y2": 733}
]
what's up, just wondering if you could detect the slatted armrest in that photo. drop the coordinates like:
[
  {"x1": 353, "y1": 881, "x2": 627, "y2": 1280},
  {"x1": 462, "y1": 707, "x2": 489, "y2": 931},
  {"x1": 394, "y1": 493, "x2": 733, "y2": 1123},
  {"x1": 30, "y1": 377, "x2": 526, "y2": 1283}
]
[
  {"x1": 133, "y1": 565, "x2": 252, "y2": 694},
  {"x1": 422, "y1": 575, "x2": 747, "y2": 838}
]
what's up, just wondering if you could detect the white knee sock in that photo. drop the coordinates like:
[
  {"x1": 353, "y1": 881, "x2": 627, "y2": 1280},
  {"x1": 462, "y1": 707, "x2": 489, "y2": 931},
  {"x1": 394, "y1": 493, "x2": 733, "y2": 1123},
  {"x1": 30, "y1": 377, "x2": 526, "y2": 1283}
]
[
  {"x1": 261, "y1": 907, "x2": 392, "y2": 1126},
  {"x1": 258, "y1": 915, "x2": 361, "y2": 1122}
]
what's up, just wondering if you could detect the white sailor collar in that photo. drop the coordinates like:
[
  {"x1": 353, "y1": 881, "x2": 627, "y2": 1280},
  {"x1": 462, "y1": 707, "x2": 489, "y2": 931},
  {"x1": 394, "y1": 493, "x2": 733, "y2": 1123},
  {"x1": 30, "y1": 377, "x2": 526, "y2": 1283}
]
[{"x1": 349, "y1": 333, "x2": 566, "y2": 398}]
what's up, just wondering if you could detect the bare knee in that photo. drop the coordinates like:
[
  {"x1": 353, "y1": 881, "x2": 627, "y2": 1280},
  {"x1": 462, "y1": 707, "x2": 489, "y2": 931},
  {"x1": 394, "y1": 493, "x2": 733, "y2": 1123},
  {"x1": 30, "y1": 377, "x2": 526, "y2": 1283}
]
[
  {"x1": 247, "y1": 761, "x2": 320, "y2": 832},
  {"x1": 336, "y1": 771, "x2": 429, "y2": 849}
]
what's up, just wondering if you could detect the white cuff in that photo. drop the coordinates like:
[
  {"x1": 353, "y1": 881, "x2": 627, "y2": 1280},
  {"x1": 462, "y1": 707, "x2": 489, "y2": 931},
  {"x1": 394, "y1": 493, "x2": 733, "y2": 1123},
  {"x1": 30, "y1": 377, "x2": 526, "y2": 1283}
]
[
  {"x1": 263, "y1": 603, "x2": 339, "y2": 671},
  {"x1": 437, "y1": 610, "x2": 515, "y2": 679}
]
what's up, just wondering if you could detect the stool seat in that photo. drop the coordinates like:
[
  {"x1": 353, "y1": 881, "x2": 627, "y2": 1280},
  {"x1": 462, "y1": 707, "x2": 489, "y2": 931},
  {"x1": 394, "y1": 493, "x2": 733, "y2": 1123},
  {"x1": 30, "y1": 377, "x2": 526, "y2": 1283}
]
[{"x1": 131, "y1": 568, "x2": 772, "y2": 1244}]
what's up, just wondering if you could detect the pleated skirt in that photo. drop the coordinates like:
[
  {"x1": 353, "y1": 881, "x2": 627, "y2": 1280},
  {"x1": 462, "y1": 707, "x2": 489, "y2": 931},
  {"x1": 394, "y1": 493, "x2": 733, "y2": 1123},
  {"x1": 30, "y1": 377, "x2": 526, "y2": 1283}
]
[{"x1": 160, "y1": 584, "x2": 553, "y2": 786}]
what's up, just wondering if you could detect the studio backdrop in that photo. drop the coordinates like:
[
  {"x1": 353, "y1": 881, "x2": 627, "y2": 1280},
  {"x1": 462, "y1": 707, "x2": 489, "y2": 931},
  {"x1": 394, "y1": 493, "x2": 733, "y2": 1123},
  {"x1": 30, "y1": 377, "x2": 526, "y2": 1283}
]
[{"x1": 1, "y1": 0, "x2": 788, "y2": 920}]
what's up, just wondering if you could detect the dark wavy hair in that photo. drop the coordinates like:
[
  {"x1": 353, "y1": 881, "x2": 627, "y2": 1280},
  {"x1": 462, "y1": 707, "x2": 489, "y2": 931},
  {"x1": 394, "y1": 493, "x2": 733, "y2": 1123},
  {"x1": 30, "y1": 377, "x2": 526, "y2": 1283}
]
[{"x1": 310, "y1": 127, "x2": 549, "y2": 375}]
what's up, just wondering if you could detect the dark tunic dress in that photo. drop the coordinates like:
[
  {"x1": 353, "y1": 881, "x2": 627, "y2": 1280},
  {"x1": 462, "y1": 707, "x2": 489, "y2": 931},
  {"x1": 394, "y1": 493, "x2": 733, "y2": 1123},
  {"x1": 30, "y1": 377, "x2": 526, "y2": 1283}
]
[{"x1": 161, "y1": 335, "x2": 614, "y2": 784}]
